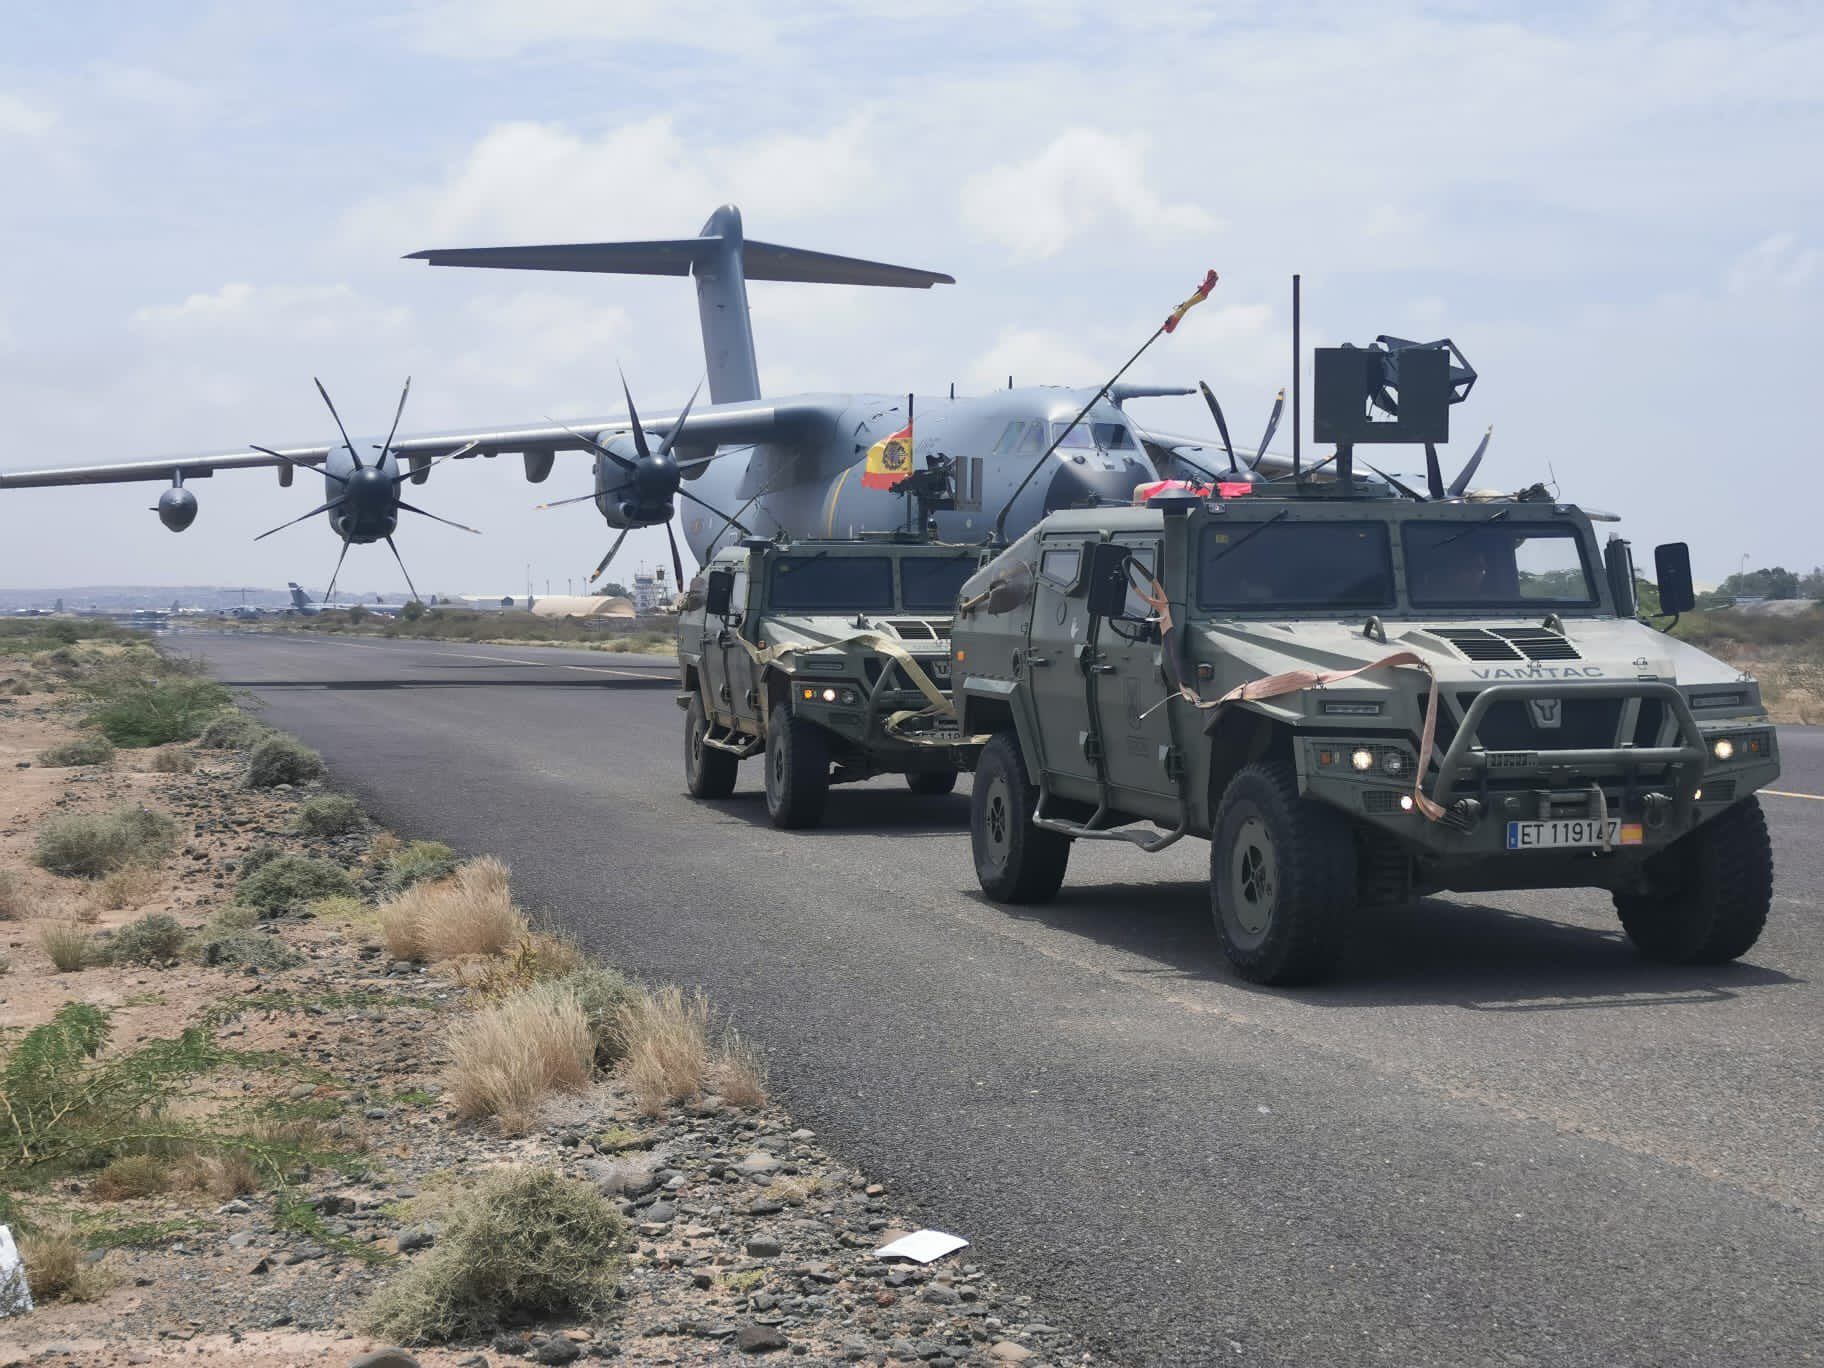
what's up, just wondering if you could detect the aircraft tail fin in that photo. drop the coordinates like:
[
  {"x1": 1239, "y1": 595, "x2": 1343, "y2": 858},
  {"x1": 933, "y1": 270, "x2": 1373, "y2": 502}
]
[
  {"x1": 408, "y1": 205, "x2": 952, "y2": 406},
  {"x1": 287, "y1": 582, "x2": 311, "y2": 608}
]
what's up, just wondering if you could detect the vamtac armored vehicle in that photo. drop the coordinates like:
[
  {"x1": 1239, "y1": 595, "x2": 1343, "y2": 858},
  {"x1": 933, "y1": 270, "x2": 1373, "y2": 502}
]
[
  {"x1": 676, "y1": 535, "x2": 984, "y2": 829},
  {"x1": 949, "y1": 336, "x2": 1777, "y2": 984}
]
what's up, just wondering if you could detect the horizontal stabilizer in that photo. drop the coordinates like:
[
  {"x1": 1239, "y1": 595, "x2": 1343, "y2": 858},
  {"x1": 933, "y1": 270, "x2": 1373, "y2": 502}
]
[{"x1": 407, "y1": 237, "x2": 953, "y2": 289}]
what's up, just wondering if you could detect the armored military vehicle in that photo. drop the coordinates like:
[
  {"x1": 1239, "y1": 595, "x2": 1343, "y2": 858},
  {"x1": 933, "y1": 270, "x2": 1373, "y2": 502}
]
[
  {"x1": 677, "y1": 536, "x2": 983, "y2": 828},
  {"x1": 950, "y1": 338, "x2": 1777, "y2": 984}
]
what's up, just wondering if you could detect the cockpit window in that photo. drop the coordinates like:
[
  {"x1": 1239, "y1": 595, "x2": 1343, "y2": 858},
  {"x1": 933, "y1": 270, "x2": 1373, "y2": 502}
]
[
  {"x1": 1404, "y1": 520, "x2": 1596, "y2": 608},
  {"x1": 1197, "y1": 522, "x2": 1394, "y2": 610},
  {"x1": 1092, "y1": 422, "x2": 1134, "y2": 450},
  {"x1": 1051, "y1": 421, "x2": 1096, "y2": 449},
  {"x1": 900, "y1": 556, "x2": 978, "y2": 611},
  {"x1": 769, "y1": 555, "x2": 894, "y2": 612}
]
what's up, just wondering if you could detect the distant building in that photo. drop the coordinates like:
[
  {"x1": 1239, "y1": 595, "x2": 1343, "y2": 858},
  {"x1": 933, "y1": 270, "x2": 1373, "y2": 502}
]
[{"x1": 632, "y1": 568, "x2": 671, "y2": 616}]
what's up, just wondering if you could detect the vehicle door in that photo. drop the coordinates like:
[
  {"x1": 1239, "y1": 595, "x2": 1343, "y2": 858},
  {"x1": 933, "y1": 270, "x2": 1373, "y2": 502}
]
[
  {"x1": 1094, "y1": 537, "x2": 1178, "y2": 805},
  {"x1": 1023, "y1": 536, "x2": 1099, "y2": 800},
  {"x1": 714, "y1": 559, "x2": 759, "y2": 731}
]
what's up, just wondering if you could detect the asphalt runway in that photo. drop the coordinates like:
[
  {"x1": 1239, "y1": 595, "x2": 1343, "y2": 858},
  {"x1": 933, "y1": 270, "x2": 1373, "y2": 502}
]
[{"x1": 181, "y1": 630, "x2": 1823, "y2": 1368}]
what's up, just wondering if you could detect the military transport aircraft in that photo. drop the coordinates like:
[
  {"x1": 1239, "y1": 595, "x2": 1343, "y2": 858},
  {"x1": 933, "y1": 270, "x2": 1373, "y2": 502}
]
[{"x1": 0, "y1": 204, "x2": 1302, "y2": 595}]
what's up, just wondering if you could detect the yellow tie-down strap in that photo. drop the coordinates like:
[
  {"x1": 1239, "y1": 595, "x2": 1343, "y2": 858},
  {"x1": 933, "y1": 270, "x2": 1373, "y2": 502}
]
[
  {"x1": 1132, "y1": 569, "x2": 1448, "y2": 821},
  {"x1": 732, "y1": 628, "x2": 989, "y2": 749}
]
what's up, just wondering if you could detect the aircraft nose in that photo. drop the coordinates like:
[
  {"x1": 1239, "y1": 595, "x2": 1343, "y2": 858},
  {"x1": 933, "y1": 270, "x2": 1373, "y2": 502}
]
[{"x1": 1044, "y1": 453, "x2": 1149, "y2": 513}]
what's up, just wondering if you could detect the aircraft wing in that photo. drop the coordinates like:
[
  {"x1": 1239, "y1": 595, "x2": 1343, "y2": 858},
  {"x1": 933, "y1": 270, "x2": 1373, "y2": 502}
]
[
  {"x1": 0, "y1": 399, "x2": 830, "y2": 488},
  {"x1": 1134, "y1": 426, "x2": 1298, "y2": 480}
]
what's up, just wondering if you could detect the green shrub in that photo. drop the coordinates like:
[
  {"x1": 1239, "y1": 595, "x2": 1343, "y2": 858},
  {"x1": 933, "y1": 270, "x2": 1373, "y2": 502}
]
[
  {"x1": 551, "y1": 964, "x2": 641, "y2": 1066},
  {"x1": 234, "y1": 855, "x2": 355, "y2": 916},
  {"x1": 36, "y1": 805, "x2": 178, "y2": 878},
  {"x1": 192, "y1": 929, "x2": 301, "y2": 972},
  {"x1": 380, "y1": 840, "x2": 458, "y2": 896},
  {"x1": 361, "y1": 1167, "x2": 624, "y2": 1343},
  {"x1": 106, "y1": 913, "x2": 188, "y2": 967},
  {"x1": 82, "y1": 673, "x2": 231, "y2": 748},
  {"x1": 297, "y1": 794, "x2": 363, "y2": 836},
  {"x1": 247, "y1": 734, "x2": 324, "y2": 788},
  {"x1": 198, "y1": 713, "x2": 268, "y2": 750},
  {"x1": 238, "y1": 843, "x2": 284, "y2": 877},
  {"x1": 37, "y1": 733, "x2": 115, "y2": 767}
]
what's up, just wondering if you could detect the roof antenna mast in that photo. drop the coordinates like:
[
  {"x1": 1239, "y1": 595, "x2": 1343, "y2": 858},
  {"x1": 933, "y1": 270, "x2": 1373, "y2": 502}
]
[{"x1": 1291, "y1": 274, "x2": 1302, "y2": 478}]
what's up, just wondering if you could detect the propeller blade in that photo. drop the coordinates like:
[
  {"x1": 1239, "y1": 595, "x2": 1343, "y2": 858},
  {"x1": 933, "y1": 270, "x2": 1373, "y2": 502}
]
[
  {"x1": 544, "y1": 415, "x2": 635, "y2": 472},
  {"x1": 313, "y1": 377, "x2": 361, "y2": 469},
  {"x1": 1364, "y1": 460, "x2": 1428, "y2": 501},
  {"x1": 664, "y1": 520, "x2": 685, "y2": 590},
  {"x1": 391, "y1": 440, "x2": 481, "y2": 484},
  {"x1": 1423, "y1": 443, "x2": 1445, "y2": 500},
  {"x1": 1252, "y1": 389, "x2": 1285, "y2": 469},
  {"x1": 589, "y1": 527, "x2": 632, "y2": 583},
  {"x1": 253, "y1": 497, "x2": 344, "y2": 541},
  {"x1": 618, "y1": 369, "x2": 650, "y2": 461},
  {"x1": 385, "y1": 535, "x2": 421, "y2": 603},
  {"x1": 1447, "y1": 425, "x2": 1494, "y2": 497},
  {"x1": 251, "y1": 444, "x2": 347, "y2": 486},
  {"x1": 656, "y1": 380, "x2": 704, "y2": 458},
  {"x1": 534, "y1": 488, "x2": 610, "y2": 511},
  {"x1": 396, "y1": 500, "x2": 482, "y2": 534},
  {"x1": 675, "y1": 485, "x2": 754, "y2": 537},
  {"x1": 378, "y1": 376, "x2": 411, "y2": 466},
  {"x1": 1198, "y1": 382, "x2": 1237, "y2": 473},
  {"x1": 324, "y1": 538, "x2": 353, "y2": 602}
]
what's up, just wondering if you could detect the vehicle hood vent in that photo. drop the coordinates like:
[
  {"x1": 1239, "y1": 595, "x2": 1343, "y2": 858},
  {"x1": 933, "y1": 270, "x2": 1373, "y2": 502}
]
[
  {"x1": 1431, "y1": 626, "x2": 1581, "y2": 662},
  {"x1": 884, "y1": 619, "x2": 946, "y2": 641}
]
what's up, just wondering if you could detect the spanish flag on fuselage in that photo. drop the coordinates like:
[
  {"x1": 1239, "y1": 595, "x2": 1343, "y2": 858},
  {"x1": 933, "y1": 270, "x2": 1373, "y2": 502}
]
[{"x1": 862, "y1": 421, "x2": 914, "y2": 489}]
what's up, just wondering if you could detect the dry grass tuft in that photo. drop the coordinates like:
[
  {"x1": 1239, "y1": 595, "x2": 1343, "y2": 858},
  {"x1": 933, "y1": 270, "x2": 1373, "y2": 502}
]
[
  {"x1": 379, "y1": 856, "x2": 526, "y2": 963},
  {"x1": 38, "y1": 920, "x2": 94, "y2": 972},
  {"x1": 20, "y1": 1227, "x2": 110, "y2": 1303},
  {"x1": 711, "y1": 1027, "x2": 770, "y2": 1111},
  {"x1": 91, "y1": 1152, "x2": 173, "y2": 1200},
  {"x1": 171, "y1": 1150, "x2": 262, "y2": 1200},
  {"x1": 619, "y1": 985, "x2": 712, "y2": 1117},
  {"x1": 86, "y1": 864, "x2": 163, "y2": 913},
  {"x1": 447, "y1": 982, "x2": 593, "y2": 1133},
  {"x1": 149, "y1": 746, "x2": 197, "y2": 774},
  {"x1": 0, "y1": 867, "x2": 30, "y2": 921}
]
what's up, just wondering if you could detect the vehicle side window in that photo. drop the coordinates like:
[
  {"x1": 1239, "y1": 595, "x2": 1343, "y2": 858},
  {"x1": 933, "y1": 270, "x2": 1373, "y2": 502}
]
[
  {"x1": 1038, "y1": 545, "x2": 1083, "y2": 591},
  {"x1": 729, "y1": 567, "x2": 749, "y2": 615},
  {"x1": 1120, "y1": 544, "x2": 1158, "y2": 618}
]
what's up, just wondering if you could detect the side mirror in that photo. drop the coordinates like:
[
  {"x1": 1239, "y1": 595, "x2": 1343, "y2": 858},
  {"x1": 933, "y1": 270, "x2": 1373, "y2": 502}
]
[
  {"x1": 1085, "y1": 541, "x2": 1131, "y2": 619},
  {"x1": 1653, "y1": 542, "x2": 1695, "y2": 615},
  {"x1": 705, "y1": 568, "x2": 734, "y2": 619},
  {"x1": 1604, "y1": 536, "x2": 1638, "y2": 618}
]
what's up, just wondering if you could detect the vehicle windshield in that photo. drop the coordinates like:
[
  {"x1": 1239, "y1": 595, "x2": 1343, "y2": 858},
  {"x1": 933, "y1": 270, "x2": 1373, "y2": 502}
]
[
  {"x1": 1404, "y1": 520, "x2": 1596, "y2": 608},
  {"x1": 769, "y1": 555, "x2": 894, "y2": 612},
  {"x1": 1197, "y1": 521, "x2": 1394, "y2": 610},
  {"x1": 900, "y1": 555, "x2": 978, "y2": 612}
]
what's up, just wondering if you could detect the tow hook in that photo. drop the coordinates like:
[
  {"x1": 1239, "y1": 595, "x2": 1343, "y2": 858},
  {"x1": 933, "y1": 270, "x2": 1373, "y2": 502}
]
[
  {"x1": 1443, "y1": 797, "x2": 1485, "y2": 833},
  {"x1": 1642, "y1": 791, "x2": 1673, "y2": 829}
]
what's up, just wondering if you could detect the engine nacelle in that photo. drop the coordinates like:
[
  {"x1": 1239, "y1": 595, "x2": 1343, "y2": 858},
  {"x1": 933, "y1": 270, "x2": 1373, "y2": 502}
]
[
  {"x1": 156, "y1": 485, "x2": 198, "y2": 532},
  {"x1": 592, "y1": 434, "x2": 675, "y2": 528}
]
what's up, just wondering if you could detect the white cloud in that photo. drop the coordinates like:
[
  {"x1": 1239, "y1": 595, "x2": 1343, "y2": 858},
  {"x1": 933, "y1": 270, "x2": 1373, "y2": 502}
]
[
  {"x1": 88, "y1": 63, "x2": 212, "y2": 119},
  {"x1": 960, "y1": 128, "x2": 1218, "y2": 260},
  {"x1": 392, "y1": 0, "x2": 785, "y2": 59},
  {"x1": 1726, "y1": 233, "x2": 1818, "y2": 296},
  {"x1": 130, "y1": 283, "x2": 411, "y2": 342},
  {"x1": 967, "y1": 327, "x2": 1107, "y2": 390},
  {"x1": 341, "y1": 116, "x2": 878, "y2": 253},
  {"x1": 0, "y1": 92, "x2": 56, "y2": 138}
]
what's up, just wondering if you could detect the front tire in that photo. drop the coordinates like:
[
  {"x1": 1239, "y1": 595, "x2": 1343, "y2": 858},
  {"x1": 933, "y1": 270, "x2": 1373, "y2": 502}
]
[
  {"x1": 1614, "y1": 798, "x2": 1772, "y2": 963},
  {"x1": 971, "y1": 733, "x2": 1070, "y2": 903},
  {"x1": 684, "y1": 693, "x2": 738, "y2": 800},
  {"x1": 907, "y1": 770, "x2": 958, "y2": 797},
  {"x1": 764, "y1": 703, "x2": 830, "y2": 829},
  {"x1": 1210, "y1": 761, "x2": 1355, "y2": 985}
]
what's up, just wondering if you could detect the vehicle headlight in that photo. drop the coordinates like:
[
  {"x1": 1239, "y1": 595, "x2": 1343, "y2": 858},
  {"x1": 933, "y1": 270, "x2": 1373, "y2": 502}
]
[
  {"x1": 1712, "y1": 738, "x2": 1735, "y2": 761},
  {"x1": 1351, "y1": 748, "x2": 1376, "y2": 772}
]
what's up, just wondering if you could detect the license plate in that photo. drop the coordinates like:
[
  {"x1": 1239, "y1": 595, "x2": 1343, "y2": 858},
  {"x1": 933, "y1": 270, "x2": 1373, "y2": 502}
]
[{"x1": 1506, "y1": 819, "x2": 1643, "y2": 850}]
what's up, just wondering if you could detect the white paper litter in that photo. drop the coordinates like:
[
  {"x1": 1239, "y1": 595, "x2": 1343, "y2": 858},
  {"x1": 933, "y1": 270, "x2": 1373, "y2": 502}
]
[
  {"x1": 873, "y1": 1228, "x2": 969, "y2": 1263},
  {"x1": 0, "y1": 1224, "x2": 33, "y2": 1318}
]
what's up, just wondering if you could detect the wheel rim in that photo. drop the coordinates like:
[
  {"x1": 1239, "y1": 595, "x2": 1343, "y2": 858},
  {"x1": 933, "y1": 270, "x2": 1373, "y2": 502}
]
[
  {"x1": 981, "y1": 773, "x2": 1012, "y2": 874},
  {"x1": 1224, "y1": 814, "x2": 1278, "y2": 948},
  {"x1": 767, "y1": 731, "x2": 786, "y2": 806},
  {"x1": 687, "y1": 708, "x2": 705, "y2": 782}
]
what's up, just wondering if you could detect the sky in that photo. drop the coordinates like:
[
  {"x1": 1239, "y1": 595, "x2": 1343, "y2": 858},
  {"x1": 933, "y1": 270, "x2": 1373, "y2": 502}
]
[{"x1": 0, "y1": 0, "x2": 1819, "y2": 597}]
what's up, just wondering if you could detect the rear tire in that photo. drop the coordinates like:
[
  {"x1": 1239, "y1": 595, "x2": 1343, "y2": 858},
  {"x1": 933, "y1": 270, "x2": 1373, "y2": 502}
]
[
  {"x1": 1210, "y1": 761, "x2": 1355, "y2": 985},
  {"x1": 684, "y1": 693, "x2": 738, "y2": 800},
  {"x1": 907, "y1": 770, "x2": 958, "y2": 797},
  {"x1": 764, "y1": 703, "x2": 830, "y2": 829},
  {"x1": 1614, "y1": 798, "x2": 1772, "y2": 963},
  {"x1": 971, "y1": 732, "x2": 1070, "y2": 903}
]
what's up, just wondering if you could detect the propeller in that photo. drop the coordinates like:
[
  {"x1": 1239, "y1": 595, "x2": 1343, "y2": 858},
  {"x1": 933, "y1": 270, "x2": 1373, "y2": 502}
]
[
  {"x1": 1423, "y1": 444, "x2": 1445, "y2": 500},
  {"x1": 252, "y1": 377, "x2": 484, "y2": 604},
  {"x1": 1254, "y1": 388, "x2": 1285, "y2": 466},
  {"x1": 1198, "y1": 381, "x2": 1238, "y2": 472},
  {"x1": 1447, "y1": 426, "x2": 1493, "y2": 497}
]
